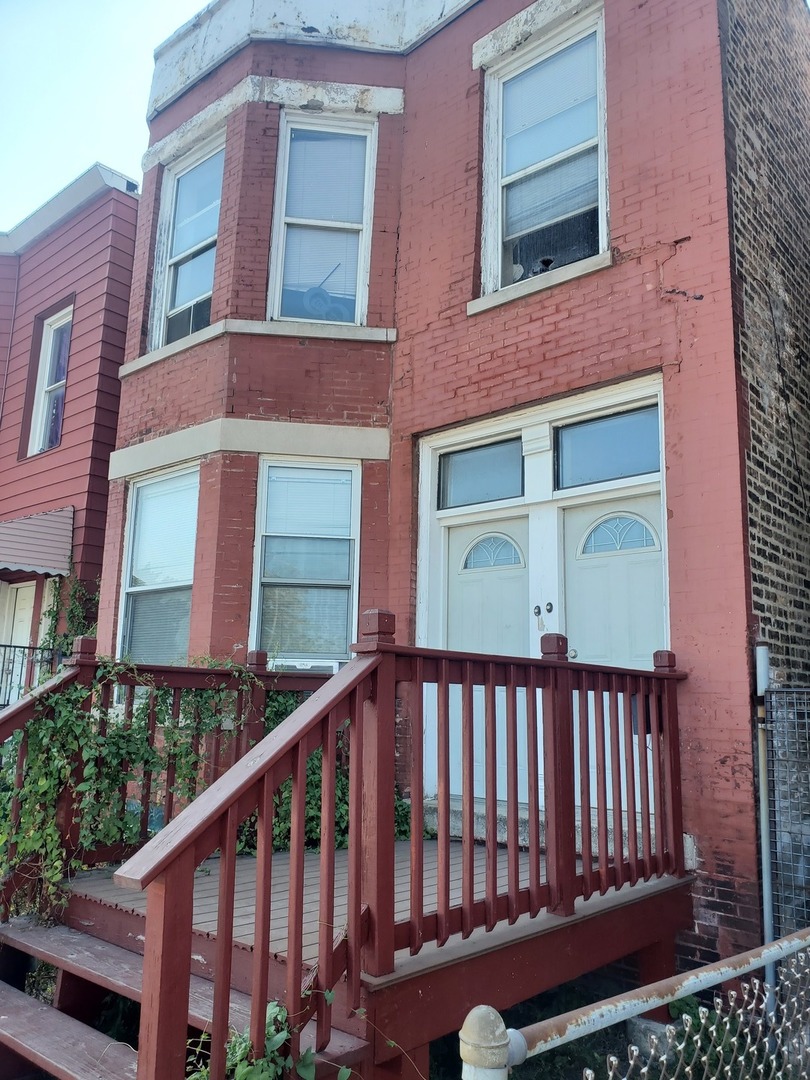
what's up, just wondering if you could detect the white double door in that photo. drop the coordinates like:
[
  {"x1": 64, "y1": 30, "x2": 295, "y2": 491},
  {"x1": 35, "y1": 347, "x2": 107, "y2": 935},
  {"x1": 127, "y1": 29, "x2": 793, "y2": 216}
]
[{"x1": 424, "y1": 494, "x2": 666, "y2": 802}]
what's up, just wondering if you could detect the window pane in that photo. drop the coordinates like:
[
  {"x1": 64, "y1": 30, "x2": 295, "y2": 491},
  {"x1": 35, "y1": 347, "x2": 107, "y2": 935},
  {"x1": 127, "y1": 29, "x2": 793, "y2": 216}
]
[
  {"x1": 130, "y1": 473, "x2": 199, "y2": 587},
  {"x1": 286, "y1": 129, "x2": 366, "y2": 224},
  {"x1": 280, "y1": 226, "x2": 358, "y2": 322},
  {"x1": 504, "y1": 147, "x2": 598, "y2": 240},
  {"x1": 464, "y1": 536, "x2": 523, "y2": 569},
  {"x1": 502, "y1": 34, "x2": 598, "y2": 177},
  {"x1": 260, "y1": 585, "x2": 350, "y2": 658},
  {"x1": 126, "y1": 588, "x2": 192, "y2": 665},
  {"x1": 556, "y1": 407, "x2": 660, "y2": 488},
  {"x1": 439, "y1": 439, "x2": 523, "y2": 509},
  {"x1": 263, "y1": 536, "x2": 352, "y2": 583},
  {"x1": 582, "y1": 517, "x2": 657, "y2": 554},
  {"x1": 505, "y1": 207, "x2": 599, "y2": 283},
  {"x1": 171, "y1": 149, "x2": 225, "y2": 258},
  {"x1": 48, "y1": 322, "x2": 71, "y2": 384},
  {"x1": 170, "y1": 245, "x2": 216, "y2": 310},
  {"x1": 266, "y1": 468, "x2": 353, "y2": 537},
  {"x1": 42, "y1": 386, "x2": 65, "y2": 450}
]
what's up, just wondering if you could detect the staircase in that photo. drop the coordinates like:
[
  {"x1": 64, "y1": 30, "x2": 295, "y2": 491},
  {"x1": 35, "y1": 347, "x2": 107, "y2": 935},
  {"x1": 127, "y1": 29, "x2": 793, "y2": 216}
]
[{"x1": 0, "y1": 918, "x2": 368, "y2": 1080}]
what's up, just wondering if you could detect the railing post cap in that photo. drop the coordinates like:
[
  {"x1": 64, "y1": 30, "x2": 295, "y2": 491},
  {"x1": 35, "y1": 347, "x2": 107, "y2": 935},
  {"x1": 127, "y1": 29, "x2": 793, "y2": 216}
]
[
  {"x1": 459, "y1": 1006, "x2": 510, "y2": 1069},
  {"x1": 70, "y1": 636, "x2": 97, "y2": 663},
  {"x1": 541, "y1": 633, "x2": 569, "y2": 660},
  {"x1": 360, "y1": 609, "x2": 396, "y2": 643},
  {"x1": 246, "y1": 649, "x2": 268, "y2": 671},
  {"x1": 654, "y1": 649, "x2": 677, "y2": 672}
]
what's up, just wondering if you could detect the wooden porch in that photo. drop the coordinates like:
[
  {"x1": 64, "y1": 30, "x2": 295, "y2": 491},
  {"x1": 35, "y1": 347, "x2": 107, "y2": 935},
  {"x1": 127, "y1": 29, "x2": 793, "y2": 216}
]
[{"x1": 0, "y1": 612, "x2": 691, "y2": 1080}]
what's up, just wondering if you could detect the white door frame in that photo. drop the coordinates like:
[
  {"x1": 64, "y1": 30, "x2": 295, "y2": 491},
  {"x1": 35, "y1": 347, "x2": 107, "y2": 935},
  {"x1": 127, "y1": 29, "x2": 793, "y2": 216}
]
[{"x1": 416, "y1": 375, "x2": 669, "y2": 652}]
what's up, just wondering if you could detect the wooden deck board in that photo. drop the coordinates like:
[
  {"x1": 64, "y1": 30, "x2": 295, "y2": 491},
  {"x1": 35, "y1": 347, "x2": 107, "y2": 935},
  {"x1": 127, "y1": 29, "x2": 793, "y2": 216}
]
[{"x1": 71, "y1": 840, "x2": 536, "y2": 966}]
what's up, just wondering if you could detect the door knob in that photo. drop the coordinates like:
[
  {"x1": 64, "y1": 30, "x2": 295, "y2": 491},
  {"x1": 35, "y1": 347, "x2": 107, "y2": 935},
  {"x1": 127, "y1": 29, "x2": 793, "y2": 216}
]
[{"x1": 568, "y1": 648, "x2": 578, "y2": 659}]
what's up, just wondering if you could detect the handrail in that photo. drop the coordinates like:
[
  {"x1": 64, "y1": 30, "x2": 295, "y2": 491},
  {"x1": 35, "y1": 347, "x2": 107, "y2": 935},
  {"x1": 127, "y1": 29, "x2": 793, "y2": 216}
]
[
  {"x1": 0, "y1": 665, "x2": 80, "y2": 742},
  {"x1": 114, "y1": 651, "x2": 383, "y2": 891},
  {"x1": 354, "y1": 639, "x2": 689, "y2": 679}
]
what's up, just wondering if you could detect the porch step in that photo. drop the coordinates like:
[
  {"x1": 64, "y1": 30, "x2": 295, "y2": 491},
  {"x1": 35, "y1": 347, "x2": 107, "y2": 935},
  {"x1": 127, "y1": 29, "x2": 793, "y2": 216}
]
[
  {"x1": 0, "y1": 919, "x2": 368, "y2": 1072},
  {"x1": 0, "y1": 980, "x2": 138, "y2": 1080}
]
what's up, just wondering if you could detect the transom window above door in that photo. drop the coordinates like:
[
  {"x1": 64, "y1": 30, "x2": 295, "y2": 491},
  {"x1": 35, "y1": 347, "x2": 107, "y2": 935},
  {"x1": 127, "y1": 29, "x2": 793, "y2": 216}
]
[
  {"x1": 438, "y1": 438, "x2": 523, "y2": 509},
  {"x1": 555, "y1": 405, "x2": 660, "y2": 489}
]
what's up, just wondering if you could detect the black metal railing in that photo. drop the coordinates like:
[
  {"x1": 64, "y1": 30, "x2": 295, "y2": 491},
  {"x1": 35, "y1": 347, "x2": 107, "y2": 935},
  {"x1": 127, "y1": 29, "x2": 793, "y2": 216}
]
[{"x1": 0, "y1": 645, "x2": 57, "y2": 709}]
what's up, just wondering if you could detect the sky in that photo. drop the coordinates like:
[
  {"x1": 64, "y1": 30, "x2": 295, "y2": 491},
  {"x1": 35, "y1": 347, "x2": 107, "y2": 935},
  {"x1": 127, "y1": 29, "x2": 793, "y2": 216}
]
[{"x1": 0, "y1": 0, "x2": 208, "y2": 232}]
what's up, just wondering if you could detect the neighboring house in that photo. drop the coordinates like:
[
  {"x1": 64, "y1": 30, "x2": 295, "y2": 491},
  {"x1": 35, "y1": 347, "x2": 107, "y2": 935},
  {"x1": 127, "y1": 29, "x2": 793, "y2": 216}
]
[
  {"x1": 0, "y1": 165, "x2": 138, "y2": 704},
  {"x1": 93, "y1": 0, "x2": 810, "y2": 989}
]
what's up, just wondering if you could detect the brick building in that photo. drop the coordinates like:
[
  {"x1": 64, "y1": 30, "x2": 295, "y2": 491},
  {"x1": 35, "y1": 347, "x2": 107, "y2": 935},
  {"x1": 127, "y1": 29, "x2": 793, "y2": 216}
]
[
  {"x1": 0, "y1": 166, "x2": 137, "y2": 704},
  {"x1": 94, "y1": 0, "x2": 809, "y2": 978}
]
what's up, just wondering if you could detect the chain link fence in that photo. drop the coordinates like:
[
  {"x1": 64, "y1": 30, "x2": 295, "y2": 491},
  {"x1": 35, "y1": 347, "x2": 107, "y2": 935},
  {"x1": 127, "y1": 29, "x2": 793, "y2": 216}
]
[
  {"x1": 460, "y1": 930, "x2": 810, "y2": 1080},
  {"x1": 766, "y1": 689, "x2": 810, "y2": 937}
]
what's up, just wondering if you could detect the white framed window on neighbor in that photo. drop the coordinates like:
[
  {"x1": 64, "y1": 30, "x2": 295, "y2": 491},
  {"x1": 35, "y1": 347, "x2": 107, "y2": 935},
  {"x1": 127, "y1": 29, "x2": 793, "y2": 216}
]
[
  {"x1": 480, "y1": 11, "x2": 608, "y2": 296},
  {"x1": 252, "y1": 461, "x2": 361, "y2": 670},
  {"x1": 268, "y1": 113, "x2": 377, "y2": 326},
  {"x1": 151, "y1": 139, "x2": 226, "y2": 349},
  {"x1": 120, "y1": 468, "x2": 200, "y2": 665},
  {"x1": 28, "y1": 307, "x2": 72, "y2": 455}
]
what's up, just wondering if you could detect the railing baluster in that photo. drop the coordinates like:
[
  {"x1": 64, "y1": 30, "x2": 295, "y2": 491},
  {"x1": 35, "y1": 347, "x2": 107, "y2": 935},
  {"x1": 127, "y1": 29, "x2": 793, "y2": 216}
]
[
  {"x1": 485, "y1": 664, "x2": 498, "y2": 931},
  {"x1": 622, "y1": 678, "x2": 639, "y2": 886},
  {"x1": 140, "y1": 689, "x2": 157, "y2": 842},
  {"x1": 209, "y1": 805, "x2": 239, "y2": 1080},
  {"x1": 594, "y1": 678, "x2": 609, "y2": 895},
  {"x1": 250, "y1": 773, "x2": 275, "y2": 1056},
  {"x1": 526, "y1": 668, "x2": 542, "y2": 916},
  {"x1": 506, "y1": 665, "x2": 519, "y2": 925},
  {"x1": 437, "y1": 659, "x2": 452, "y2": 945},
  {"x1": 316, "y1": 710, "x2": 338, "y2": 1050},
  {"x1": 461, "y1": 660, "x2": 475, "y2": 938},
  {"x1": 164, "y1": 689, "x2": 181, "y2": 823},
  {"x1": 649, "y1": 681, "x2": 665, "y2": 875},
  {"x1": 608, "y1": 676, "x2": 625, "y2": 889},
  {"x1": 286, "y1": 741, "x2": 308, "y2": 1059},
  {"x1": 637, "y1": 677, "x2": 653, "y2": 879},
  {"x1": 578, "y1": 679, "x2": 594, "y2": 899},
  {"x1": 409, "y1": 658, "x2": 425, "y2": 954},
  {"x1": 347, "y1": 686, "x2": 363, "y2": 1010}
]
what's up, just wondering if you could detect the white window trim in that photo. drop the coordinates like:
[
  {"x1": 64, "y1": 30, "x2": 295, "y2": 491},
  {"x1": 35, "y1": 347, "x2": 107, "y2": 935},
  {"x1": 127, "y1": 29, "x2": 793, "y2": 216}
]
[
  {"x1": 416, "y1": 376, "x2": 666, "y2": 650},
  {"x1": 480, "y1": 9, "x2": 608, "y2": 299},
  {"x1": 148, "y1": 133, "x2": 226, "y2": 352},
  {"x1": 117, "y1": 465, "x2": 200, "y2": 661},
  {"x1": 250, "y1": 456, "x2": 362, "y2": 671},
  {"x1": 28, "y1": 307, "x2": 72, "y2": 456},
  {"x1": 267, "y1": 112, "x2": 378, "y2": 327}
]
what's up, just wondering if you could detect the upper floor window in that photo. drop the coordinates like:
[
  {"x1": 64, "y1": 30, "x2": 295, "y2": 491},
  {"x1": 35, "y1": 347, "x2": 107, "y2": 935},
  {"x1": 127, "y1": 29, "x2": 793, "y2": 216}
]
[
  {"x1": 268, "y1": 115, "x2": 377, "y2": 326},
  {"x1": 162, "y1": 145, "x2": 225, "y2": 346},
  {"x1": 482, "y1": 15, "x2": 606, "y2": 294},
  {"x1": 28, "y1": 307, "x2": 72, "y2": 455}
]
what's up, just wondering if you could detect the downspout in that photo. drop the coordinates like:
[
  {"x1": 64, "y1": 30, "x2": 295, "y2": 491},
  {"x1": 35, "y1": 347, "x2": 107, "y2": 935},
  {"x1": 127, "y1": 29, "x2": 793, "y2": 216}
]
[
  {"x1": 0, "y1": 252, "x2": 21, "y2": 429},
  {"x1": 755, "y1": 641, "x2": 775, "y2": 997}
]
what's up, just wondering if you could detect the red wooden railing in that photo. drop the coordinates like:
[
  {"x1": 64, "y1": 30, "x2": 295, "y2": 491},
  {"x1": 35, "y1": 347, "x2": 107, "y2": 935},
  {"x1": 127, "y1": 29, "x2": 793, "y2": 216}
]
[
  {"x1": 0, "y1": 638, "x2": 326, "y2": 912},
  {"x1": 113, "y1": 612, "x2": 686, "y2": 1080}
]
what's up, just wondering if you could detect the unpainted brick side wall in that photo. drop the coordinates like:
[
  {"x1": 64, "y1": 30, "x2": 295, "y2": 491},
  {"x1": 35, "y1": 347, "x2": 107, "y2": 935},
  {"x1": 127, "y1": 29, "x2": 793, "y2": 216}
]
[{"x1": 720, "y1": 0, "x2": 810, "y2": 684}]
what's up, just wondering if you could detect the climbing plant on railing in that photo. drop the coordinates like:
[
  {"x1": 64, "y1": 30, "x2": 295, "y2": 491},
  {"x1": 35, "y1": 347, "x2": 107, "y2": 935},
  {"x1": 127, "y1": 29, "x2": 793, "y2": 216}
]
[{"x1": 0, "y1": 658, "x2": 271, "y2": 919}]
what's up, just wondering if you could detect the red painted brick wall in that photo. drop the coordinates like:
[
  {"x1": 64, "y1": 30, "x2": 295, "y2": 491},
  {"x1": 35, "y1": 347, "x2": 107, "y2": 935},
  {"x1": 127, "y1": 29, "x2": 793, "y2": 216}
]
[{"x1": 386, "y1": 0, "x2": 758, "y2": 961}]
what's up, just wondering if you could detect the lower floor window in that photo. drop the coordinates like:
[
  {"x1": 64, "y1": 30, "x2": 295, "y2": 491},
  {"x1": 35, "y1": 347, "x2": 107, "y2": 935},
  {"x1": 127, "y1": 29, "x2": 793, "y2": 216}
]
[
  {"x1": 121, "y1": 469, "x2": 200, "y2": 664},
  {"x1": 257, "y1": 464, "x2": 358, "y2": 664}
]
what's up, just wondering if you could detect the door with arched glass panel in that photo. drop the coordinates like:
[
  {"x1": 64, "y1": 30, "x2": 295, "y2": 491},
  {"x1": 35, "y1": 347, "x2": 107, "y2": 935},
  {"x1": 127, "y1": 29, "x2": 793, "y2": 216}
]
[{"x1": 563, "y1": 495, "x2": 665, "y2": 668}]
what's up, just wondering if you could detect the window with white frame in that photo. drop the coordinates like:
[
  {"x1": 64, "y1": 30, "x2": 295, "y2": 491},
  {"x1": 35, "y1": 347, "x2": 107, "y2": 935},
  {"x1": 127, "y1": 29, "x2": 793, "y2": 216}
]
[
  {"x1": 121, "y1": 470, "x2": 199, "y2": 664},
  {"x1": 256, "y1": 464, "x2": 359, "y2": 665},
  {"x1": 28, "y1": 307, "x2": 72, "y2": 455},
  {"x1": 483, "y1": 15, "x2": 606, "y2": 293},
  {"x1": 163, "y1": 146, "x2": 225, "y2": 345},
  {"x1": 269, "y1": 116, "x2": 377, "y2": 325}
]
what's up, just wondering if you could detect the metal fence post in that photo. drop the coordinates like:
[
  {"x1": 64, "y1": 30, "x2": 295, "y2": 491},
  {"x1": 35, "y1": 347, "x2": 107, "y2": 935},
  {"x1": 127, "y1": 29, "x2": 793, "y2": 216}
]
[{"x1": 459, "y1": 1006, "x2": 527, "y2": 1080}]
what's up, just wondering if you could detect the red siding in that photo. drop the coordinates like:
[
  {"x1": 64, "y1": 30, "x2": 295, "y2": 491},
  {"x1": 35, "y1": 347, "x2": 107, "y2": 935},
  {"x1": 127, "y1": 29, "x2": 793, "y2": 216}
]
[{"x1": 0, "y1": 189, "x2": 137, "y2": 586}]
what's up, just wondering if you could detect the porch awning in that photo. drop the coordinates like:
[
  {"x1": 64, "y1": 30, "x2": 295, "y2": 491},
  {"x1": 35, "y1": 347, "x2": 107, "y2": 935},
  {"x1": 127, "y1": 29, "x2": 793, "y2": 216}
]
[{"x1": 0, "y1": 506, "x2": 74, "y2": 576}]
